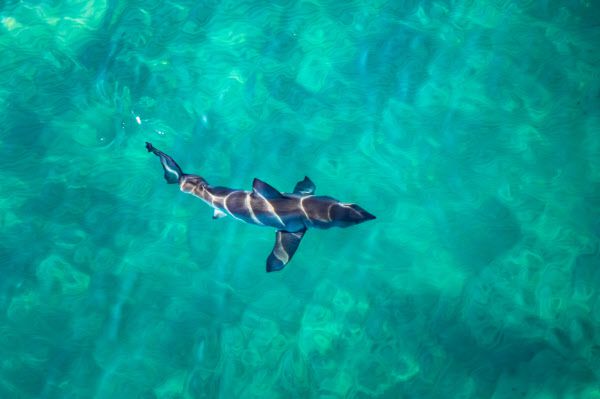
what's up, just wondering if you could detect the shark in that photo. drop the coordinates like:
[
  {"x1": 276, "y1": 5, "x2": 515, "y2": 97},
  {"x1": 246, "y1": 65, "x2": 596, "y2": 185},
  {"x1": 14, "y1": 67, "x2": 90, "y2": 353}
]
[{"x1": 146, "y1": 142, "x2": 376, "y2": 272}]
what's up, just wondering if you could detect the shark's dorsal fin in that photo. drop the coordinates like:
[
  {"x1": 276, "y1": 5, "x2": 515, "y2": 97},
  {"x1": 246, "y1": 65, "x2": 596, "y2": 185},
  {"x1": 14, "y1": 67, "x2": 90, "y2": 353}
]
[
  {"x1": 266, "y1": 229, "x2": 307, "y2": 272},
  {"x1": 213, "y1": 209, "x2": 227, "y2": 219},
  {"x1": 252, "y1": 178, "x2": 283, "y2": 199},
  {"x1": 293, "y1": 176, "x2": 316, "y2": 195}
]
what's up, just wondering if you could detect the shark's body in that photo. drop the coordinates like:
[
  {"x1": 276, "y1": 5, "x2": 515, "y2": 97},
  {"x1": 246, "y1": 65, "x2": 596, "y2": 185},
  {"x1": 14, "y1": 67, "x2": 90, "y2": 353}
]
[{"x1": 146, "y1": 142, "x2": 375, "y2": 272}]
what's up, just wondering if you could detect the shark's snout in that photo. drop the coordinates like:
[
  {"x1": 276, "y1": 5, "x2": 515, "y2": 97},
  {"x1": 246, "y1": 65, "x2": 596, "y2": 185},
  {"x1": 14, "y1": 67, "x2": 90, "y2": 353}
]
[
  {"x1": 359, "y1": 208, "x2": 376, "y2": 221},
  {"x1": 349, "y1": 204, "x2": 376, "y2": 222},
  {"x1": 331, "y1": 203, "x2": 376, "y2": 226}
]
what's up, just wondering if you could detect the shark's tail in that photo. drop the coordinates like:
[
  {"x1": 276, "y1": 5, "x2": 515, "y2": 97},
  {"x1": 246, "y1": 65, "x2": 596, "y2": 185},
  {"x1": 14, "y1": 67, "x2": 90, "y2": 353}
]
[{"x1": 146, "y1": 142, "x2": 184, "y2": 184}]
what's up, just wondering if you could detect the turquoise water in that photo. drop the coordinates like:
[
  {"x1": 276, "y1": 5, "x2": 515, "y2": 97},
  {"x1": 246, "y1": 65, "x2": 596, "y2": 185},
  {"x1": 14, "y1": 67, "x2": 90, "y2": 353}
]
[{"x1": 1, "y1": 0, "x2": 599, "y2": 397}]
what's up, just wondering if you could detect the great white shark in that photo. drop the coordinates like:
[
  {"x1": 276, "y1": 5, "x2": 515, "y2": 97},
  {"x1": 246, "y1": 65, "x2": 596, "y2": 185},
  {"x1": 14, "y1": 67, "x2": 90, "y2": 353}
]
[{"x1": 146, "y1": 142, "x2": 375, "y2": 272}]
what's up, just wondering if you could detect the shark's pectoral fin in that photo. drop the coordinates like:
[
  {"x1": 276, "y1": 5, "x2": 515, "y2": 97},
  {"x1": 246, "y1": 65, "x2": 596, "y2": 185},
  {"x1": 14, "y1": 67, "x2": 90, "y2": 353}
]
[
  {"x1": 266, "y1": 229, "x2": 306, "y2": 272},
  {"x1": 252, "y1": 178, "x2": 284, "y2": 200},
  {"x1": 293, "y1": 176, "x2": 316, "y2": 195},
  {"x1": 213, "y1": 209, "x2": 227, "y2": 219}
]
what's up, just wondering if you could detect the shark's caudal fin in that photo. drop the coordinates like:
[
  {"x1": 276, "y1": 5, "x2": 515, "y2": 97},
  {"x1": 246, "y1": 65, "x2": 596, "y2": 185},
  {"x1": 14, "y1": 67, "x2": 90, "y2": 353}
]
[
  {"x1": 146, "y1": 142, "x2": 184, "y2": 184},
  {"x1": 266, "y1": 229, "x2": 306, "y2": 272}
]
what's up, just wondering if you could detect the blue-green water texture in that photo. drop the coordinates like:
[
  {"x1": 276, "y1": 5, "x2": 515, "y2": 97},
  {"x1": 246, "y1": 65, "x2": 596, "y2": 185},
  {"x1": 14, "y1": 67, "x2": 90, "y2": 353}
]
[{"x1": 1, "y1": 0, "x2": 600, "y2": 398}]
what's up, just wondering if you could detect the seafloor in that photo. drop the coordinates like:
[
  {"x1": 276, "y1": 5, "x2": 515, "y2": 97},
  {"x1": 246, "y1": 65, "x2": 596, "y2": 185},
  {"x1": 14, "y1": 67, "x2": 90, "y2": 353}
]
[{"x1": 0, "y1": 0, "x2": 599, "y2": 398}]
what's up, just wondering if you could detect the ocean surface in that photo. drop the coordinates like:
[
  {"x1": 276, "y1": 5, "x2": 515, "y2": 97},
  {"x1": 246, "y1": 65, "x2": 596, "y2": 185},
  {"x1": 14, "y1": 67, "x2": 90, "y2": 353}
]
[{"x1": 1, "y1": 0, "x2": 599, "y2": 398}]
